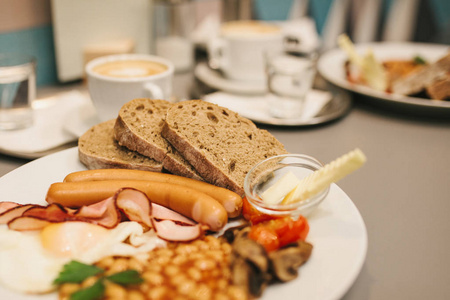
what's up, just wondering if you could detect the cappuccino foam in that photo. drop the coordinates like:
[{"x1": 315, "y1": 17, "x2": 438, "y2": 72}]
[
  {"x1": 221, "y1": 21, "x2": 280, "y2": 37},
  {"x1": 92, "y1": 60, "x2": 168, "y2": 78}
]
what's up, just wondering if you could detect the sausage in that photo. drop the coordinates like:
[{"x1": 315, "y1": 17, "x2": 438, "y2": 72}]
[
  {"x1": 63, "y1": 169, "x2": 243, "y2": 218},
  {"x1": 46, "y1": 180, "x2": 228, "y2": 231}
]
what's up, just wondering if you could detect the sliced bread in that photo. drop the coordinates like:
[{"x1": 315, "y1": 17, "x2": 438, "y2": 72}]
[
  {"x1": 114, "y1": 98, "x2": 203, "y2": 180},
  {"x1": 78, "y1": 119, "x2": 163, "y2": 172},
  {"x1": 161, "y1": 100, "x2": 288, "y2": 195}
]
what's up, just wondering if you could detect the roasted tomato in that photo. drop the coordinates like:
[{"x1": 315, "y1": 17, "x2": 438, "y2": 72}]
[
  {"x1": 248, "y1": 216, "x2": 309, "y2": 252},
  {"x1": 242, "y1": 196, "x2": 277, "y2": 224}
]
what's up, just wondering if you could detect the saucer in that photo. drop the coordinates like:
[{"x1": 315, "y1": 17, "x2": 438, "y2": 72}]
[
  {"x1": 203, "y1": 89, "x2": 352, "y2": 126},
  {"x1": 194, "y1": 62, "x2": 267, "y2": 95},
  {"x1": 63, "y1": 100, "x2": 100, "y2": 138},
  {"x1": 0, "y1": 90, "x2": 90, "y2": 159}
]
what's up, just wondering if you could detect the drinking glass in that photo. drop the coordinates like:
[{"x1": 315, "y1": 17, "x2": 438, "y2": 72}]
[
  {"x1": 0, "y1": 53, "x2": 36, "y2": 130},
  {"x1": 265, "y1": 50, "x2": 317, "y2": 119}
]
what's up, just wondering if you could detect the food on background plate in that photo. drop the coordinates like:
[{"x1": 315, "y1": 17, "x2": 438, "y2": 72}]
[
  {"x1": 391, "y1": 52, "x2": 450, "y2": 100},
  {"x1": 339, "y1": 34, "x2": 450, "y2": 100},
  {"x1": 114, "y1": 98, "x2": 203, "y2": 181},
  {"x1": 162, "y1": 100, "x2": 288, "y2": 196},
  {"x1": 78, "y1": 119, "x2": 163, "y2": 172},
  {"x1": 64, "y1": 169, "x2": 243, "y2": 218}
]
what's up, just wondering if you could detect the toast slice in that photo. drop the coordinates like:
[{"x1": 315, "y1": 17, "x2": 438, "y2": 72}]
[
  {"x1": 114, "y1": 98, "x2": 203, "y2": 180},
  {"x1": 161, "y1": 100, "x2": 288, "y2": 195},
  {"x1": 78, "y1": 119, "x2": 163, "y2": 172}
]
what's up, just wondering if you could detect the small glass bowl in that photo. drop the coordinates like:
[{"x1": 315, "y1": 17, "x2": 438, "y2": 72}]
[{"x1": 244, "y1": 154, "x2": 330, "y2": 218}]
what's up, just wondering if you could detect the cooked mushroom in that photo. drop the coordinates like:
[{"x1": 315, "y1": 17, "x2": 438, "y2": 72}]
[
  {"x1": 269, "y1": 240, "x2": 313, "y2": 282},
  {"x1": 229, "y1": 229, "x2": 272, "y2": 297}
]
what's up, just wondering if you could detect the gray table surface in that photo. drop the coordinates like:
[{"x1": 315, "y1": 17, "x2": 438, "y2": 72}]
[{"x1": 1, "y1": 71, "x2": 449, "y2": 300}]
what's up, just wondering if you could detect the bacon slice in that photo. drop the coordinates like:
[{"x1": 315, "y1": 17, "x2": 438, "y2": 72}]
[
  {"x1": 0, "y1": 201, "x2": 21, "y2": 214},
  {"x1": 151, "y1": 203, "x2": 195, "y2": 225},
  {"x1": 22, "y1": 203, "x2": 72, "y2": 222},
  {"x1": 0, "y1": 204, "x2": 37, "y2": 224},
  {"x1": 116, "y1": 188, "x2": 152, "y2": 228},
  {"x1": 8, "y1": 216, "x2": 51, "y2": 231},
  {"x1": 152, "y1": 219, "x2": 203, "y2": 242},
  {"x1": 76, "y1": 197, "x2": 120, "y2": 228}
]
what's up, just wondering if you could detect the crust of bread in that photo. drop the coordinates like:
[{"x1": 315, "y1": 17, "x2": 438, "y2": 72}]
[
  {"x1": 114, "y1": 98, "x2": 203, "y2": 181},
  {"x1": 161, "y1": 100, "x2": 287, "y2": 195},
  {"x1": 78, "y1": 119, "x2": 163, "y2": 172}
]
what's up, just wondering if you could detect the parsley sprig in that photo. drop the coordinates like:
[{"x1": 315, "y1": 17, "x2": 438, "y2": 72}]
[{"x1": 54, "y1": 260, "x2": 144, "y2": 300}]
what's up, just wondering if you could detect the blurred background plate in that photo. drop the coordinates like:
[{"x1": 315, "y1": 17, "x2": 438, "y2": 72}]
[{"x1": 318, "y1": 42, "x2": 450, "y2": 117}]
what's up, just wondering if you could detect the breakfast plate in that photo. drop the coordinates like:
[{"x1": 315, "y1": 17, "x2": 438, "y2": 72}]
[
  {"x1": 318, "y1": 42, "x2": 450, "y2": 116},
  {"x1": 0, "y1": 147, "x2": 368, "y2": 300}
]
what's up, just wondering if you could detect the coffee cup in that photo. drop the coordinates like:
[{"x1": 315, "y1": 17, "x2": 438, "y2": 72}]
[
  {"x1": 85, "y1": 54, "x2": 174, "y2": 121},
  {"x1": 207, "y1": 20, "x2": 283, "y2": 82}
]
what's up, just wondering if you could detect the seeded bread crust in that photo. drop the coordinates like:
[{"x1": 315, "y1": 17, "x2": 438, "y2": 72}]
[
  {"x1": 114, "y1": 98, "x2": 203, "y2": 181},
  {"x1": 161, "y1": 100, "x2": 288, "y2": 195},
  {"x1": 78, "y1": 119, "x2": 163, "y2": 172}
]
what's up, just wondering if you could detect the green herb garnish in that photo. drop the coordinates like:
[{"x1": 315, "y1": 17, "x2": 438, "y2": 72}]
[
  {"x1": 107, "y1": 270, "x2": 144, "y2": 285},
  {"x1": 70, "y1": 278, "x2": 105, "y2": 300},
  {"x1": 413, "y1": 55, "x2": 427, "y2": 65},
  {"x1": 54, "y1": 260, "x2": 144, "y2": 300},
  {"x1": 53, "y1": 260, "x2": 104, "y2": 284}
]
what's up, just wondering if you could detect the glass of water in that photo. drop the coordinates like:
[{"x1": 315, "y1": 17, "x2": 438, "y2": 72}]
[
  {"x1": 265, "y1": 50, "x2": 317, "y2": 119},
  {"x1": 0, "y1": 53, "x2": 36, "y2": 130}
]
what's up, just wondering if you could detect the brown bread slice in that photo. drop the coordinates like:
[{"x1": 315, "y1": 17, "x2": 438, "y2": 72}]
[
  {"x1": 161, "y1": 100, "x2": 288, "y2": 195},
  {"x1": 78, "y1": 119, "x2": 163, "y2": 172},
  {"x1": 114, "y1": 98, "x2": 203, "y2": 180}
]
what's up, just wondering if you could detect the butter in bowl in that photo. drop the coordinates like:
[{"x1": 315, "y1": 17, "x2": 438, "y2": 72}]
[{"x1": 243, "y1": 149, "x2": 366, "y2": 219}]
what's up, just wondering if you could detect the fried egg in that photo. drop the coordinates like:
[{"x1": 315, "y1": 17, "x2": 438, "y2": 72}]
[{"x1": 0, "y1": 221, "x2": 165, "y2": 294}]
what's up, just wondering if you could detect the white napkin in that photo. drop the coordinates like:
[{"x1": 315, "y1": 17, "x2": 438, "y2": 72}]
[
  {"x1": 0, "y1": 90, "x2": 90, "y2": 154},
  {"x1": 203, "y1": 89, "x2": 332, "y2": 124}
]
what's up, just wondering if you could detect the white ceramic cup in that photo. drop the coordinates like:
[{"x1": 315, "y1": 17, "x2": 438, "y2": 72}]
[
  {"x1": 85, "y1": 54, "x2": 174, "y2": 121},
  {"x1": 208, "y1": 21, "x2": 284, "y2": 82}
]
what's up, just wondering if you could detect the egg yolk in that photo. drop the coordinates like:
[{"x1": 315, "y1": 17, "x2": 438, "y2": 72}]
[{"x1": 40, "y1": 222, "x2": 109, "y2": 257}]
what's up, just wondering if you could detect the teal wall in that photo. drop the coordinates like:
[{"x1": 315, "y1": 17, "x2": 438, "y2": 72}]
[{"x1": 0, "y1": 25, "x2": 57, "y2": 86}]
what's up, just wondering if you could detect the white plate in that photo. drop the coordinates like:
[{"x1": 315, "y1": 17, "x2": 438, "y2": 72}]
[
  {"x1": 0, "y1": 147, "x2": 368, "y2": 300},
  {"x1": 318, "y1": 42, "x2": 450, "y2": 115}
]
